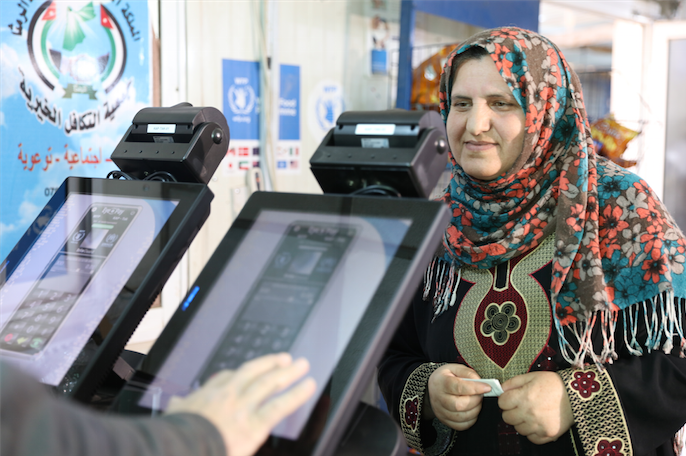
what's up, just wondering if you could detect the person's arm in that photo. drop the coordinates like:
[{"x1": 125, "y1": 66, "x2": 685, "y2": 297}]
[
  {"x1": 556, "y1": 300, "x2": 686, "y2": 456},
  {"x1": 499, "y1": 307, "x2": 686, "y2": 455},
  {"x1": 0, "y1": 362, "x2": 225, "y2": 456},
  {"x1": 1, "y1": 354, "x2": 315, "y2": 456},
  {"x1": 378, "y1": 298, "x2": 448, "y2": 455},
  {"x1": 557, "y1": 350, "x2": 686, "y2": 456},
  {"x1": 499, "y1": 371, "x2": 574, "y2": 444},
  {"x1": 167, "y1": 353, "x2": 316, "y2": 456},
  {"x1": 498, "y1": 348, "x2": 686, "y2": 454},
  {"x1": 378, "y1": 288, "x2": 488, "y2": 456}
]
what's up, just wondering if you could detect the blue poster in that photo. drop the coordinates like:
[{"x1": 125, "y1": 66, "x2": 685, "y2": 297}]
[
  {"x1": 0, "y1": 0, "x2": 151, "y2": 261},
  {"x1": 371, "y1": 49, "x2": 388, "y2": 75},
  {"x1": 222, "y1": 59, "x2": 260, "y2": 141},
  {"x1": 279, "y1": 64, "x2": 300, "y2": 141}
]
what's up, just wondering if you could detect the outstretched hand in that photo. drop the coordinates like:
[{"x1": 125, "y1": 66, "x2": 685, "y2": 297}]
[
  {"x1": 499, "y1": 371, "x2": 574, "y2": 445},
  {"x1": 426, "y1": 363, "x2": 491, "y2": 431},
  {"x1": 167, "y1": 353, "x2": 316, "y2": 456}
]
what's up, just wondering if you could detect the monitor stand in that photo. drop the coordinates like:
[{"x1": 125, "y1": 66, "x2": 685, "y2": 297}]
[
  {"x1": 334, "y1": 402, "x2": 406, "y2": 456},
  {"x1": 87, "y1": 350, "x2": 146, "y2": 410}
]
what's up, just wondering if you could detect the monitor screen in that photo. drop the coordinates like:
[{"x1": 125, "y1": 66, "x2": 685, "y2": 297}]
[
  {"x1": 115, "y1": 191, "x2": 450, "y2": 456},
  {"x1": 139, "y1": 210, "x2": 410, "y2": 438},
  {"x1": 0, "y1": 177, "x2": 213, "y2": 400}
]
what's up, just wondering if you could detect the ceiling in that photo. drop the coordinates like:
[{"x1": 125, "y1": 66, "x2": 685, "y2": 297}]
[
  {"x1": 538, "y1": 0, "x2": 685, "y2": 71},
  {"x1": 540, "y1": 0, "x2": 685, "y2": 44},
  {"x1": 541, "y1": 0, "x2": 685, "y2": 24}
]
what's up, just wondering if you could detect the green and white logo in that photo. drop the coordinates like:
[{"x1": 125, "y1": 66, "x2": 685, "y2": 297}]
[{"x1": 27, "y1": 1, "x2": 127, "y2": 99}]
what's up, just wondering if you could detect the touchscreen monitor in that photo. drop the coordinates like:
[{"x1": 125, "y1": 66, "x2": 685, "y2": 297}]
[
  {"x1": 0, "y1": 177, "x2": 213, "y2": 402},
  {"x1": 114, "y1": 191, "x2": 449, "y2": 456}
]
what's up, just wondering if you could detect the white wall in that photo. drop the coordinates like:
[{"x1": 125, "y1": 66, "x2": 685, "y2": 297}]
[
  {"x1": 610, "y1": 20, "x2": 644, "y2": 169},
  {"x1": 179, "y1": 0, "x2": 356, "y2": 275},
  {"x1": 638, "y1": 21, "x2": 686, "y2": 200}
]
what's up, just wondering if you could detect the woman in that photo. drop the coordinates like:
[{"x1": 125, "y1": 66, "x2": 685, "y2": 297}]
[{"x1": 378, "y1": 27, "x2": 686, "y2": 456}]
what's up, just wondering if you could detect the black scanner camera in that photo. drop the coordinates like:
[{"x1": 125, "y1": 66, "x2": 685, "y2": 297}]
[
  {"x1": 309, "y1": 109, "x2": 448, "y2": 198},
  {"x1": 110, "y1": 102, "x2": 230, "y2": 184}
]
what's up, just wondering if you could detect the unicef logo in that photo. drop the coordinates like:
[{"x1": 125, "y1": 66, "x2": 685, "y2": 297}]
[{"x1": 228, "y1": 78, "x2": 256, "y2": 116}]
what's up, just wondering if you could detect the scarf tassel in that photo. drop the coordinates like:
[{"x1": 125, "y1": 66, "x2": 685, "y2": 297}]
[
  {"x1": 424, "y1": 259, "x2": 462, "y2": 323},
  {"x1": 556, "y1": 291, "x2": 686, "y2": 368},
  {"x1": 675, "y1": 423, "x2": 686, "y2": 456}
]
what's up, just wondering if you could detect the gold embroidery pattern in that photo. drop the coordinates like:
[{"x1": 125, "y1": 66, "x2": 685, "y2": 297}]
[
  {"x1": 569, "y1": 370, "x2": 602, "y2": 399},
  {"x1": 399, "y1": 362, "x2": 456, "y2": 454},
  {"x1": 480, "y1": 301, "x2": 521, "y2": 345},
  {"x1": 559, "y1": 366, "x2": 633, "y2": 456},
  {"x1": 455, "y1": 236, "x2": 554, "y2": 382}
]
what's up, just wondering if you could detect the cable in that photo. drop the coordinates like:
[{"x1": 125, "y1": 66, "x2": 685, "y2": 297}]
[
  {"x1": 106, "y1": 170, "x2": 135, "y2": 180},
  {"x1": 143, "y1": 171, "x2": 178, "y2": 182},
  {"x1": 107, "y1": 170, "x2": 178, "y2": 182},
  {"x1": 350, "y1": 185, "x2": 402, "y2": 198}
]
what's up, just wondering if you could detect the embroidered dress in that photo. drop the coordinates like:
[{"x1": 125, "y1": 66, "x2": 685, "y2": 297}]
[{"x1": 378, "y1": 27, "x2": 686, "y2": 456}]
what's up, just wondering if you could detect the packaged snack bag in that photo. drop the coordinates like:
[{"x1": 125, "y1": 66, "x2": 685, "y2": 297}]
[
  {"x1": 411, "y1": 45, "x2": 455, "y2": 110},
  {"x1": 591, "y1": 114, "x2": 640, "y2": 167}
]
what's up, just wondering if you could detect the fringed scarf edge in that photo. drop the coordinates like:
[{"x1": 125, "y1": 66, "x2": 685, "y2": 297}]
[{"x1": 423, "y1": 257, "x2": 686, "y2": 369}]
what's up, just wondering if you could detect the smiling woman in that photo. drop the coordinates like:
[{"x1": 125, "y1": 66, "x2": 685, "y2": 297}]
[
  {"x1": 446, "y1": 49, "x2": 526, "y2": 181},
  {"x1": 378, "y1": 26, "x2": 686, "y2": 456}
]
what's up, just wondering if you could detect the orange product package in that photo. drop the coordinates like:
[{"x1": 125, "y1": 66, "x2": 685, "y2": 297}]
[
  {"x1": 411, "y1": 45, "x2": 456, "y2": 110},
  {"x1": 591, "y1": 115, "x2": 640, "y2": 167}
]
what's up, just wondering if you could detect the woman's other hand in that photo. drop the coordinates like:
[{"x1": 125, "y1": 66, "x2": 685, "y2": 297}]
[
  {"x1": 167, "y1": 353, "x2": 316, "y2": 456},
  {"x1": 499, "y1": 371, "x2": 574, "y2": 445},
  {"x1": 426, "y1": 363, "x2": 491, "y2": 431}
]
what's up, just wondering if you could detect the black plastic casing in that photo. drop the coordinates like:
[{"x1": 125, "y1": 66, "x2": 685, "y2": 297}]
[
  {"x1": 309, "y1": 109, "x2": 448, "y2": 197},
  {"x1": 110, "y1": 104, "x2": 230, "y2": 184}
]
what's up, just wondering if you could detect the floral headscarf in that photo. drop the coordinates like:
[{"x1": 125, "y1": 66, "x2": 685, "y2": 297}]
[{"x1": 430, "y1": 27, "x2": 686, "y2": 366}]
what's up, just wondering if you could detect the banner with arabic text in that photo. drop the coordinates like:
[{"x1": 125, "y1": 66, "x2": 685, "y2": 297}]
[{"x1": 0, "y1": 0, "x2": 151, "y2": 260}]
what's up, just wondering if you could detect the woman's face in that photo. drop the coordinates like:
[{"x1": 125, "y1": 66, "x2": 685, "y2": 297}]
[{"x1": 446, "y1": 56, "x2": 526, "y2": 181}]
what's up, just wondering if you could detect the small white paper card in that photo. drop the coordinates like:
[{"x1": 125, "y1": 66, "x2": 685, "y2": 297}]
[{"x1": 461, "y1": 378, "x2": 504, "y2": 397}]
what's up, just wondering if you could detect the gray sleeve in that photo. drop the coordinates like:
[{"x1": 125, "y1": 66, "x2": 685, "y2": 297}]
[{"x1": 1, "y1": 362, "x2": 226, "y2": 456}]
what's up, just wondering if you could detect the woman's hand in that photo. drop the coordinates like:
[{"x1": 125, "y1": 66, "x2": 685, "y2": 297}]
[
  {"x1": 426, "y1": 363, "x2": 491, "y2": 431},
  {"x1": 167, "y1": 353, "x2": 316, "y2": 456},
  {"x1": 499, "y1": 371, "x2": 574, "y2": 444}
]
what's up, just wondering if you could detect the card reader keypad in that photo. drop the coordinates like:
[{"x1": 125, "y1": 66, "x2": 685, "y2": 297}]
[
  {"x1": 195, "y1": 222, "x2": 357, "y2": 384},
  {"x1": 0, "y1": 204, "x2": 139, "y2": 356},
  {"x1": 207, "y1": 321, "x2": 296, "y2": 371},
  {"x1": 0, "y1": 290, "x2": 77, "y2": 351}
]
